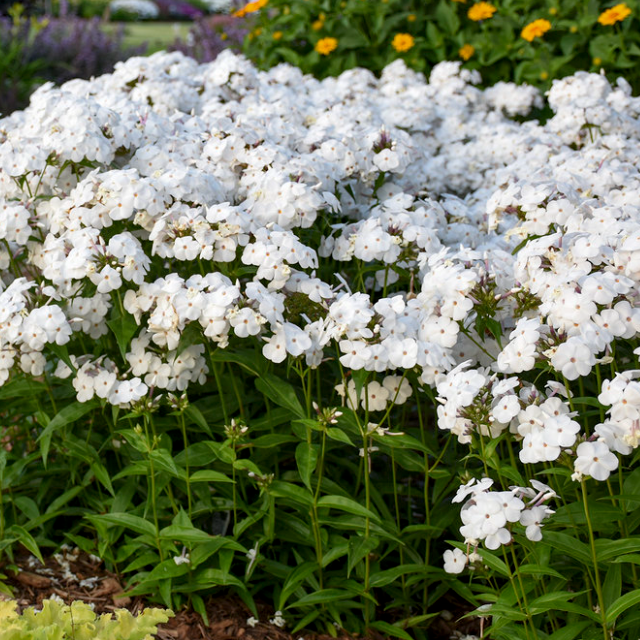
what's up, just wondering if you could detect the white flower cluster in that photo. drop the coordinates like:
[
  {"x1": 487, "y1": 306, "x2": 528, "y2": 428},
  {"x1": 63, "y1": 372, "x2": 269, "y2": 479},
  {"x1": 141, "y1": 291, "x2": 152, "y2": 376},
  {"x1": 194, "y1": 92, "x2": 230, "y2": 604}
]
[
  {"x1": 443, "y1": 478, "x2": 556, "y2": 573},
  {"x1": 1, "y1": 52, "x2": 640, "y2": 528},
  {"x1": 109, "y1": 0, "x2": 160, "y2": 18}
]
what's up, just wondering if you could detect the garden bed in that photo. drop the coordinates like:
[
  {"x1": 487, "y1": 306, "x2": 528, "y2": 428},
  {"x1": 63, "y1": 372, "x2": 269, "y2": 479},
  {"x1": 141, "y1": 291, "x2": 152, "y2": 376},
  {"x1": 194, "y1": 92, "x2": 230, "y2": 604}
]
[{"x1": 2, "y1": 43, "x2": 640, "y2": 639}]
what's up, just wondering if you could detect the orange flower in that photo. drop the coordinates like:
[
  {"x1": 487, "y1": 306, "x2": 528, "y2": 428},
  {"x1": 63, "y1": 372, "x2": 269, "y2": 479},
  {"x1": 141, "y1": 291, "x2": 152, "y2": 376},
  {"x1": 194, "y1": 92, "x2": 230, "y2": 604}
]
[
  {"x1": 315, "y1": 37, "x2": 338, "y2": 55},
  {"x1": 392, "y1": 33, "x2": 415, "y2": 52},
  {"x1": 521, "y1": 18, "x2": 552, "y2": 42},
  {"x1": 598, "y1": 3, "x2": 631, "y2": 25},
  {"x1": 234, "y1": 0, "x2": 268, "y2": 18},
  {"x1": 467, "y1": 1, "x2": 496, "y2": 20},
  {"x1": 459, "y1": 43, "x2": 475, "y2": 60}
]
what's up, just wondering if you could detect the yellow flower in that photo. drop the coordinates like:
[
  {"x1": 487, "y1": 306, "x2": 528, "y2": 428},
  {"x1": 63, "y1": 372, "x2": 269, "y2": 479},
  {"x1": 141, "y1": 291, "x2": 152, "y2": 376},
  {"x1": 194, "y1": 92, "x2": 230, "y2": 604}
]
[
  {"x1": 234, "y1": 0, "x2": 268, "y2": 17},
  {"x1": 548, "y1": 6, "x2": 557, "y2": 15},
  {"x1": 569, "y1": 24, "x2": 578, "y2": 32},
  {"x1": 273, "y1": 30, "x2": 283, "y2": 39},
  {"x1": 598, "y1": 3, "x2": 631, "y2": 25},
  {"x1": 467, "y1": 2, "x2": 496, "y2": 20},
  {"x1": 540, "y1": 71, "x2": 549, "y2": 80},
  {"x1": 593, "y1": 56, "x2": 602, "y2": 65},
  {"x1": 315, "y1": 37, "x2": 338, "y2": 55},
  {"x1": 392, "y1": 33, "x2": 415, "y2": 52},
  {"x1": 312, "y1": 18, "x2": 324, "y2": 30},
  {"x1": 459, "y1": 43, "x2": 475, "y2": 60},
  {"x1": 407, "y1": 13, "x2": 416, "y2": 21},
  {"x1": 521, "y1": 18, "x2": 552, "y2": 42}
]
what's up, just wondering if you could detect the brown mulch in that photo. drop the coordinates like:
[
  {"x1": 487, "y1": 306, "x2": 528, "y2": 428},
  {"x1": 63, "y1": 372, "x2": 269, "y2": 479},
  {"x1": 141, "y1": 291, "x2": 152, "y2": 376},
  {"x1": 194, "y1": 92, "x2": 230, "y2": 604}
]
[{"x1": 1, "y1": 549, "x2": 481, "y2": 639}]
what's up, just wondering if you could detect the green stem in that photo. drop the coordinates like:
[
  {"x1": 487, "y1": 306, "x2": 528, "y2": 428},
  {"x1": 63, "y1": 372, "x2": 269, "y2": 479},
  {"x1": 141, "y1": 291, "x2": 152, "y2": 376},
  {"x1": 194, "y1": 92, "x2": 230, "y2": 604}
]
[
  {"x1": 179, "y1": 410, "x2": 192, "y2": 520},
  {"x1": 581, "y1": 480, "x2": 608, "y2": 640}
]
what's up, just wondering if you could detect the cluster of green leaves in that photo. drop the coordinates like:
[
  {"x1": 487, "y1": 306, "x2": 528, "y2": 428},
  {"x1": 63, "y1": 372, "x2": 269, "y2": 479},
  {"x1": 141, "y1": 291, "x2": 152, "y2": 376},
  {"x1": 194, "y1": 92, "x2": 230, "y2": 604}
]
[
  {"x1": 1, "y1": 210, "x2": 640, "y2": 639},
  {"x1": 0, "y1": 5, "x2": 49, "y2": 116},
  {"x1": 0, "y1": 332, "x2": 459, "y2": 636},
  {"x1": 237, "y1": 0, "x2": 640, "y2": 91},
  {"x1": 0, "y1": 598, "x2": 172, "y2": 639}
]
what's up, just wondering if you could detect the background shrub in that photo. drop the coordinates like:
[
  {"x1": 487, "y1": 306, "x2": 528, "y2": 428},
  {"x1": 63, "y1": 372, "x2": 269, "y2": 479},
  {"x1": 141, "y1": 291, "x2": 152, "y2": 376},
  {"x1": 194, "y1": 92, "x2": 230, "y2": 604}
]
[
  {"x1": 239, "y1": 0, "x2": 640, "y2": 91},
  {"x1": 0, "y1": 12, "x2": 145, "y2": 115}
]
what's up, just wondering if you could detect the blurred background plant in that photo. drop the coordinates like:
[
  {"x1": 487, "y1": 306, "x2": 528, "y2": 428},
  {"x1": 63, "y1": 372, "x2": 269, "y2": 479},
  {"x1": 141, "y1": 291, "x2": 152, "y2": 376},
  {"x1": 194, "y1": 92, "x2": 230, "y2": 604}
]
[
  {"x1": 237, "y1": 0, "x2": 640, "y2": 91},
  {"x1": 0, "y1": 3, "x2": 146, "y2": 115}
]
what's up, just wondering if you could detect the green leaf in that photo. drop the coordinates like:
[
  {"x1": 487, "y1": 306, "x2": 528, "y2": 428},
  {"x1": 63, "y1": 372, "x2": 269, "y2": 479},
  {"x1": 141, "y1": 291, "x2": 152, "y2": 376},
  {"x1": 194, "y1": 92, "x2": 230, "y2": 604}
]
[
  {"x1": 527, "y1": 591, "x2": 599, "y2": 621},
  {"x1": 517, "y1": 564, "x2": 566, "y2": 580},
  {"x1": 184, "y1": 568, "x2": 244, "y2": 591},
  {"x1": 596, "y1": 538, "x2": 640, "y2": 561},
  {"x1": 87, "y1": 513, "x2": 156, "y2": 538},
  {"x1": 612, "y1": 553, "x2": 640, "y2": 565},
  {"x1": 6, "y1": 525, "x2": 43, "y2": 563},
  {"x1": 547, "y1": 621, "x2": 591, "y2": 640},
  {"x1": 278, "y1": 561, "x2": 318, "y2": 610},
  {"x1": 543, "y1": 531, "x2": 593, "y2": 565},
  {"x1": 369, "y1": 621, "x2": 412, "y2": 640},
  {"x1": 149, "y1": 449, "x2": 185, "y2": 479},
  {"x1": 45, "y1": 486, "x2": 84, "y2": 514},
  {"x1": 606, "y1": 589, "x2": 640, "y2": 625},
  {"x1": 0, "y1": 378, "x2": 45, "y2": 400},
  {"x1": 184, "y1": 404, "x2": 212, "y2": 437},
  {"x1": 603, "y1": 562, "x2": 621, "y2": 611},
  {"x1": 295, "y1": 442, "x2": 318, "y2": 490},
  {"x1": 347, "y1": 536, "x2": 379, "y2": 578},
  {"x1": 369, "y1": 564, "x2": 427, "y2": 588},
  {"x1": 189, "y1": 470, "x2": 234, "y2": 483},
  {"x1": 37, "y1": 400, "x2": 98, "y2": 465},
  {"x1": 255, "y1": 373, "x2": 305, "y2": 418},
  {"x1": 269, "y1": 481, "x2": 313, "y2": 508},
  {"x1": 326, "y1": 427, "x2": 355, "y2": 446},
  {"x1": 251, "y1": 434, "x2": 299, "y2": 448},
  {"x1": 317, "y1": 495, "x2": 381, "y2": 524},
  {"x1": 435, "y1": 0, "x2": 460, "y2": 35},
  {"x1": 90, "y1": 462, "x2": 115, "y2": 496},
  {"x1": 623, "y1": 467, "x2": 640, "y2": 511},
  {"x1": 144, "y1": 558, "x2": 191, "y2": 582},
  {"x1": 107, "y1": 307, "x2": 139, "y2": 362},
  {"x1": 475, "y1": 547, "x2": 510, "y2": 578},
  {"x1": 287, "y1": 589, "x2": 358, "y2": 608},
  {"x1": 158, "y1": 525, "x2": 215, "y2": 545}
]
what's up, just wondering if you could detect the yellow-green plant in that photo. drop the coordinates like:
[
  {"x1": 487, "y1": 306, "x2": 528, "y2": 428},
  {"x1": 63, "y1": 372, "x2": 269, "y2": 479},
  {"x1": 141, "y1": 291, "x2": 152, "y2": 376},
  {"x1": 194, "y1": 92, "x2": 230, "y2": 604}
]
[{"x1": 0, "y1": 599, "x2": 173, "y2": 640}]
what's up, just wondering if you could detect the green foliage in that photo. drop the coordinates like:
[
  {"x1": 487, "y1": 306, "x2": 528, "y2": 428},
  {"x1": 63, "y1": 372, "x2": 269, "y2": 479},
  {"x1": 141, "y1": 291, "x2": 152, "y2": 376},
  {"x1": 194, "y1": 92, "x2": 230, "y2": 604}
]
[
  {"x1": 238, "y1": 0, "x2": 640, "y2": 91},
  {"x1": 0, "y1": 599, "x2": 172, "y2": 640}
]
